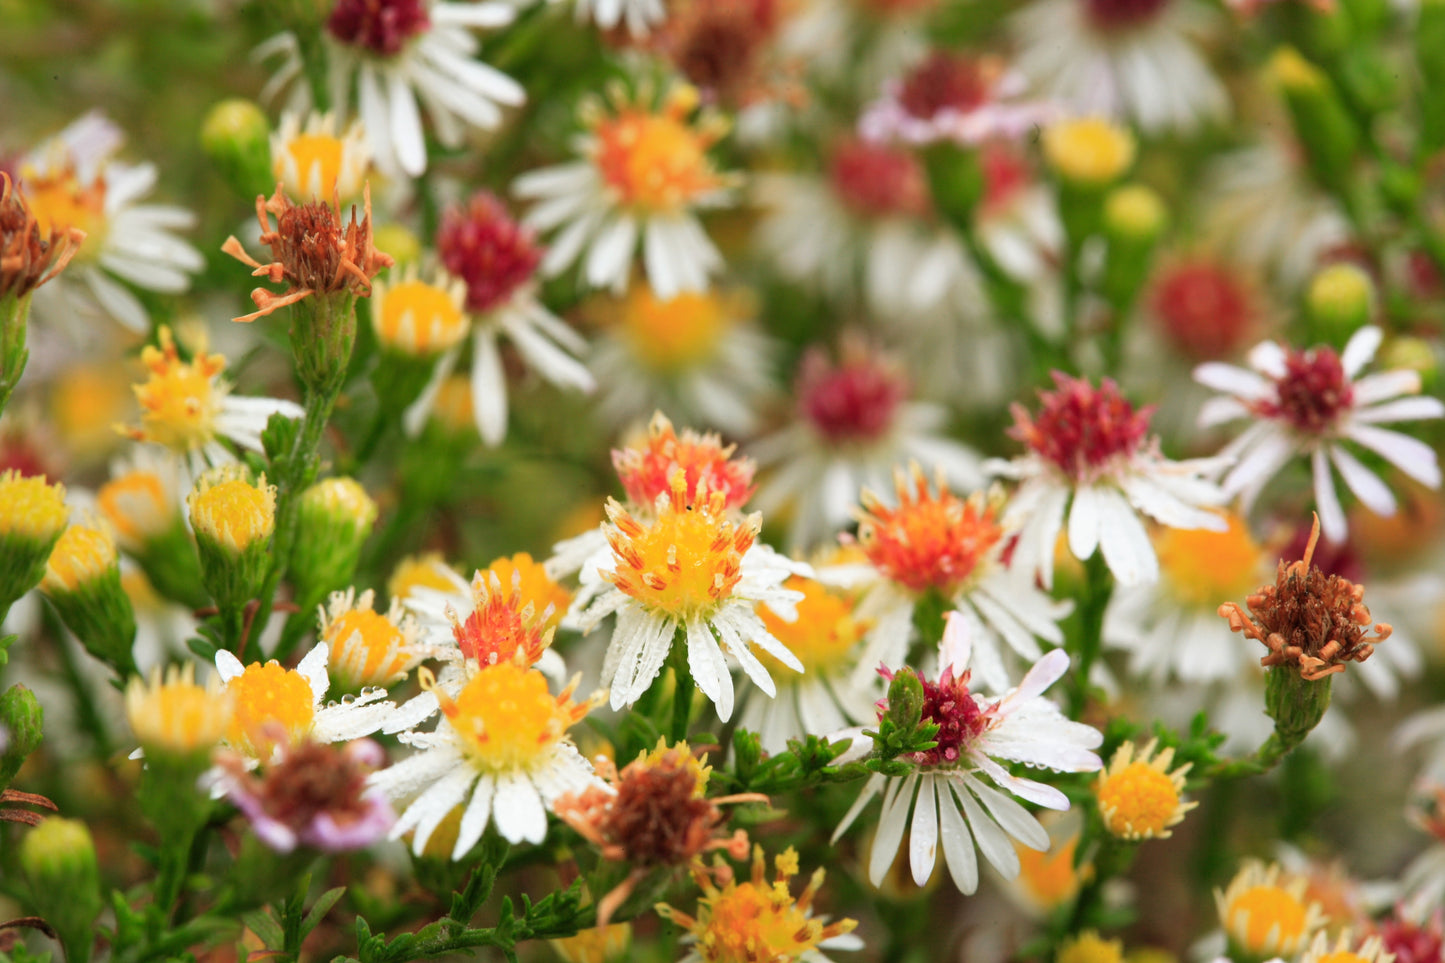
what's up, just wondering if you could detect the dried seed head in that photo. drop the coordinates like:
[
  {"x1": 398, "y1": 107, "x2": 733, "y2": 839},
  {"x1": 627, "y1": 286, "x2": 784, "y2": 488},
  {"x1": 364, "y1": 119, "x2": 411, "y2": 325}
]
[{"x1": 0, "y1": 172, "x2": 83, "y2": 300}]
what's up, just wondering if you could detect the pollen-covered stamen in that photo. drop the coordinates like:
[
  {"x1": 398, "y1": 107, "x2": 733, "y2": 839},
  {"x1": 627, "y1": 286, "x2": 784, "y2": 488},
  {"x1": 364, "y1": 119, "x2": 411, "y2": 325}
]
[
  {"x1": 881, "y1": 662, "x2": 993, "y2": 765},
  {"x1": 1216, "y1": 861, "x2": 1324, "y2": 958},
  {"x1": 326, "y1": 0, "x2": 432, "y2": 56},
  {"x1": 604, "y1": 467, "x2": 757, "y2": 620},
  {"x1": 1009, "y1": 372, "x2": 1155, "y2": 483},
  {"x1": 1094, "y1": 739, "x2": 1196, "y2": 840},
  {"x1": 1085, "y1": 0, "x2": 1171, "y2": 29},
  {"x1": 435, "y1": 191, "x2": 543, "y2": 315},
  {"x1": 612, "y1": 412, "x2": 757, "y2": 512},
  {"x1": 448, "y1": 570, "x2": 555, "y2": 668},
  {"x1": 757, "y1": 577, "x2": 869, "y2": 676},
  {"x1": 1151, "y1": 259, "x2": 1259, "y2": 360},
  {"x1": 323, "y1": 591, "x2": 422, "y2": 688},
  {"x1": 588, "y1": 84, "x2": 731, "y2": 213},
  {"x1": 1254, "y1": 345, "x2": 1355, "y2": 436},
  {"x1": 827, "y1": 137, "x2": 931, "y2": 219},
  {"x1": 857, "y1": 465, "x2": 1006, "y2": 595},
  {"x1": 428, "y1": 663, "x2": 593, "y2": 772},
  {"x1": 124, "y1": 327, "x2": 227, "y2": 452},
  {"x1": 897, "y1": 51, "x2": 996, "y2": 120},
  {"x1": 795, "y1": 343, "x2": 908, "y2": 446},
  {"x1": 226, "y1": 660, "x2": 317, "y2": 757},
  {"x1": 1, "y1": 172, "x2": 83, "y2": 298}
]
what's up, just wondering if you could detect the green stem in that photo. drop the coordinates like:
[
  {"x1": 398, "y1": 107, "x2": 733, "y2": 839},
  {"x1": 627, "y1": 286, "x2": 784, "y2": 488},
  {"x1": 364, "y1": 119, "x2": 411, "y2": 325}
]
[
  {"x1": 670, "y1": 648, "x2": 694, "y2": 745},
  {"x1": 1068, "y1": 554, "x2": 1112, "y2": 717}
]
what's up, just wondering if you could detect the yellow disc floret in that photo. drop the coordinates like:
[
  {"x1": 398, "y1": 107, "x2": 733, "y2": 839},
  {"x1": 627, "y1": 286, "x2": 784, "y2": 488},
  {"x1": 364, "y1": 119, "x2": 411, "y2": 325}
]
[
  {"x1": 758, "y1": 577, "x2": 868, "y2": 676},
  {"x1": 604, "y1": 468, "x2": 757, "y2": 621},
  {"x1": 42, "y1": 523, "x2": 118, "y2": 594},
  {"x1": 322, "y1": 588, "x2": 424, "y2": 688},
  {"x1": 1216, "y1": 860, "x2": 1325, "y2": 958},
  {"x1": 1094, "y1": 740, "x2": 1197, "y2": 840},
  {"x1": 271, "y1": 111, "x2": 370, "y2": 201},
  {"x1": 614, "y1": 283, "x2": 733, "y2": 373},
  {"x1": 588, "y1": 83, "x2": 731, "y2": 213},
  {"x1": 1058, "y1": 931, "x2": 1125, "y2": 963},
  {"x1": 1042, "y1": 117, "x2": 1137, "y2": 187},
  {"x1": 126, "y1": 662, "x2": 232, "y2": 757},
  {"x1": 388, "y1": 552, "x2": 465, "y2": 601},
  {"x1": 372, "y1": 268, "x2": 470, "y2": 357},
  {"x1": 1156, "y1": 511, "x2": 1263, "y2": 609},
  {"x1": 0, "y1": 470, "x2": 68, "y2": 541},
  {"x1": 226, "y1": 659, "x2": 317, "y2": 756},
  {"x1": 189, "y1": 468, "x2": 277, "y2": 554},
  {"x1": 125, "y1": 327, "x2": 228, "y2": 452},
  {"x1": 50, "y1": 363, "x2": 135, "y2": 460},
  {"x1": 432, "y1": 662, "x2": 593, "y2": 772},
  {"x1": 1300, "y1": 931, "x2": 1394, "y2": 963}
]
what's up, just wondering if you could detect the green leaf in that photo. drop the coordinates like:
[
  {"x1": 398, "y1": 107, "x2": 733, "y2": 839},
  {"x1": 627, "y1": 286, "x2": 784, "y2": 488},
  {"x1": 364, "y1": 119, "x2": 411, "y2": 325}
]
[
  {"x1": 242, "y1": 909, "x2": 285, "y2": 950},
  {"x1": 301, "y1": 887, "x2": 347, "y2": 942}
]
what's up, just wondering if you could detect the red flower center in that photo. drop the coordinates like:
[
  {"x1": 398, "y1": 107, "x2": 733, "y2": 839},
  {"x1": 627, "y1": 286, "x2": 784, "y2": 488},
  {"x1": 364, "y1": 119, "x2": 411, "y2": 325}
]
[
  {"x1": 1010, "y1": 373, "x2": 1154, "y2": 482},
  {"x1": 1254, "y1": 346, "x2": 1355, "y2": 436},
  {"x1": 897, "y1": 52, "x2": 993, "y2": 120},
  {"x1": 1150, "y1": 260, "x2": 1257, "y2": 361},
  {"x1": 796, "y1": 348, "x2": 907, "y2": 446},
  {"x1": 436, "y1": 192, "x2": 544, "y2": 315},
  {"x1": 882, "y1": 666, "x2": 993, "y2": 765},
  {"x1": 826, "y1": 138, "x2": 931, "y2": 220},
  {"x1": 1084, "y1": 0, "x2": 1170, "y2": 29},
  {"x1": 327, "y1": 0, "x2": 431, "y2": 57}
]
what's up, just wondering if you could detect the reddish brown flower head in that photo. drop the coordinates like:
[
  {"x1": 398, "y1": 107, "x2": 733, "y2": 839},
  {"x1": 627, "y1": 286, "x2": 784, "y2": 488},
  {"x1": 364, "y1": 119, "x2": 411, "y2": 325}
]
[
  {"x1": 795, "y1": 342, "x2": 908, "y2": 446},
  {"x1": 827, "y1": 137, "x2": 931, "y2": 220},
  {"x1": 1252, "y1": 345, "x2": 1354, "y2": 436},
  {"x1": 0, "y1": 172, "x2": 84, "y2": 301},
  {"x1": 878, "y1": 663, "x2": 993, "y2": 766},
  {"x1": 897, "y1": 51, "x2": 996, "y2": 121},
  {"x1": 1218, "y1": 518, "x2": 1390, "y2": 681},
  {"x1": 1378, "y1": 907, "x2": 1445, "y2": 963},
  {"x1": 327, "y1": 0, "x2": 431, "y2": 56},
  {"x1": 1150, "y1": 259, "x2": 1260, "y2": 361},
  {"x1": 436, "y1": 191, "x2": 543, "y2": 315},
  {"x1": 221, "y1": 186, "x2": 393, "y2": 323},
  {"x1": 1009, "y1": 372, "x2": 1155, "y2": 483},
  {"x1": 651, "y1": 0, "x2": 792, "y2": 107},
  {"x1": 612, "y1": 411, "x2": 756, "y2": 512},
  {"x1": 1085, "y1": 0, "x2": 1171, "y2": 30}
]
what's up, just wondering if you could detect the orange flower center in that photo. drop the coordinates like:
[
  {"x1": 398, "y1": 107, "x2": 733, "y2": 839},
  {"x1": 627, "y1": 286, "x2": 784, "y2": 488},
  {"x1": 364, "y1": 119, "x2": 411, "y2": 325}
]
[
  {"x1": 1227, "y1": 886, "x2": 1309, "y2": 953},
  {"x1": 1097, "y1": 762, "x2": 1180, "y2": 837},
  {"x1": 99, "y1": 470, "x2": 172, "y2": 545},
  {"x1": 618, "y1": 284, "x2": 732, "y2": 372},
  {"x1": 21, "y1": 165, "x2": 107, "y2": 262},
  {"x1": 130, "y1": 331, "x2": 227, "y2": 452},
  {"x1": 326, "y1": 608, "x2": 410, "y2": 686},
  {"x1": 858, "y1": 469, "x2": 1003, "y2": 595},
  {"x1": 1156, "y1": 512, "x2": 1262, "y2": 609},
  {"x1": 591, "y1": 88, "x2": 725, "y2": 213},
  {"x1": 226, "y1": 661, "x2": 316, "y2": 757},
  {"x1": 437, "y1": 663, "x2": 588, "y2": 771}
]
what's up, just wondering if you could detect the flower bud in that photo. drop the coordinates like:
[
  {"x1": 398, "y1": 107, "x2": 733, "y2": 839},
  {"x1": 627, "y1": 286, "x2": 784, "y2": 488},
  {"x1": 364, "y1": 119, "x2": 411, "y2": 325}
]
[
  {"x1": 189, "y1": 465, "x2": 276, "y2": 609},
  {"x1": 289, "y1": 477, "x2": 378, "y2": 613},
  {"x1": 0, "y1": 470, "x2": 68, "y2": 616},
  {"x1": 884, "y1": 666, "x2": 925, "y2": 734},
  {"x1": 40, "y1": 523, "x2": 137, "y2": 675},
  {"x1": 21, "y1": 817, "x2": 102, "y2": 963},
  {"x1": 98, "y1": 461, "x2": 208, "y2": 608},
  {"x1": 1270, "y1": 47, "x2": 1360, "y2": 193},
  {"x1": 0, "y1": 683, "x2": 43, "y2": 789},
  {"x1": 551, "y1": 923, "x2": 632, "y2": 963},
  {"x1": 1042, "y1": 118, "x2": 1136, "y2": 190},
  {"x1": 371, "y1": 268, "x2": 470, "y2": 360},
  {"x1": 201, "y1": 99, "x2": 274, "y2": 200},
  {"x1": 1101, "y1": 184, "x2": 1168, "y2": 310},
  {"x1": 271, "y1": 111, "x2": 370, "y2": 203},
  {"x1": 1379, "y1": 335, "x2": 1439, "y2": 393},
  {"x1": 1305, "y1": 263, "x2": 1375, "y2": 344},
  {"x1": 373, "y1": 223, "x2": 420, "y2": 269},
  {"x1": 125, "y1": 663, "x2": 232, "y2": 763}
]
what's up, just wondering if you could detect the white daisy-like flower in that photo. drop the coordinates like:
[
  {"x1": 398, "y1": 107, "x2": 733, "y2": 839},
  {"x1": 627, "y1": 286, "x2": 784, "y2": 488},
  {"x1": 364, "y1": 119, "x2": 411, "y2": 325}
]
[
  {"x1": 1012, "y1": 0, "x2": 1229, "y2": 135},
  {"x1": 214, "y1": 642, "x2": 394, "y2": 767},
  {"x1": 821, "y1": 463, "x2": 1070, "y2": 695},
  {"x1": 572, "y1": 0, "x2": 667, "y2": 35},
  {"x1": 318, "y1": 587, "x2": 433, "y2": 691},
  {"x1": 1194, "y1": 326, "x2": 1445, "y2": 544},
  {"x1": 572, "y1": 466, "x2": 806, "y2": 721},
  {"x1": 118, "y1": 326, "x2": 305, "y2": 496},
  {"x1": 750, "y1": 341, "x2": 984, "y2": 552},
  {"x1": 753, "y1": 135, "x2": 976, "y2": 321},
  {"x1": 368, "y1": 660, "x2": 602, "y2": 853},
  {"x1": 19, "y1": 111, "x2": 203, "y2": 334},
  {"x1": 513, "y1": 82, "x2": 737, "y2": 299},
  {"x1": 777, "y1": 0, "x2": 936, "y2": 96},
  {"x1": 833, "y1": 613, "x2": 1102, "y2": 894},
  {"x1": 404, "y1": 191, "x2": 594, "y2": 445},
  {"x1": 987, "y1": 372, "x2": 1230, "y2": 589},
  {"x1": 270, "y1": 110, "x2": 371, "y2": 202},
  {"x1": 255, "y1": 0, "x2": 524, "y2": 178}
]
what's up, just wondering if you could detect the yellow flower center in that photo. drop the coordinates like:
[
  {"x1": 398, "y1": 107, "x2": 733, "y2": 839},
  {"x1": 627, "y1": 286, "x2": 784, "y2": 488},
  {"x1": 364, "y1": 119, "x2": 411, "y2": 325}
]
[
  {"x1": 50, "y1": 363, "x2": 134, "y2": 457},
  {"x1": 20, "y1": 165, "x2": 107, "y2": 261},
  {"x1": 326, "y1": 608, "x2": 409, "y2": 686},
  {"x1": 120, "y1": 569, "x2": 165, "y2": 612},
  {"x1": 604, "y1": 472, "x2": 756, "y2": 621},
  {"x1": 99, "y1": 470, "x2": 172, "y2": 546},
  {"x1": 432, "y1": 374, "x2": 475, "y2": 433},
  {"x1": 1016, "y1": 833, "x2": 1089, "y2": 910},
  {"x1": 130, "y1": 330, "x2": 227, "y2": 452},
  {"x1": 617, "y1": 284, "x2": 732, "y2": 372},
  {"x1": 591, "y1": 86, "x2": 726, "y2": 212},
  {"x1": 1097, "y1": 762, "x2": 1181, "y2": 838},
  {"x1": 42, "y1": 524, "x2": 117, "y2": 593},
  {"x1": 1317, "y1": 953, "x2": 1370, "y2": 963},
  {"x1": 126, "y1": 665, "x2": 231, "y2": 756},
  {"x1": 482, "y1": 552, "x2": 572, "y2": 633},
  {"x1": 758, "y1": 577, "x2": 868, "y2": 676},
  {"x1": 436, "y1": 662, "x2": 587, "y2": 772},
  {"x1": 1058, "y1": 932, "x2": 1125, "y2": 963},
  {"x1": 190, "y1": 477, "x2": 276, "y2": 552},
  {"x1": 388, "y1": 552, "x2": 462, "y2": 600},
  {"x1": 0, "y1": 470, "x2": 68, "y2": 542},
  {"x1": 1042, "y1": 118, "x2": 1136, "y2": 187},
  {"x1": 1156, "y1": 512, "x2": 1262, "y2": 609},
  {"x1": 374, "y1": 277, "x2": 468, "y2": 356},
  {"x1": 277, "y1": 132, "x2": 344, "y2": 199},
  {"x1": 226, "y1": 660, "x2": 317, "y2": 756},
  {"x1": 1227, "y1": 886, "x2": 1309, "y2": 953},
  {"x1": 696, "y1": 883, "x2": 822, "y2": 962},
  {"x1": 551, "y1": 923, "x2": 631, "y2": 963}
]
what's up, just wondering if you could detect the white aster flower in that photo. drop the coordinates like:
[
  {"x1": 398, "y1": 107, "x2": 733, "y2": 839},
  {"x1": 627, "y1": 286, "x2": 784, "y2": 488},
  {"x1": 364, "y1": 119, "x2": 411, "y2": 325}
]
[
  {"x1": 833, "y1": 613, "x2": 1102, "y2": 893},
  {"x1": 270, "y1": 110, "x2": 371, "y2": 202},
  {"x1": 572, "y1": 0, "x2": 667, "y2": 35},
  {"x1": 1194, "y1": 325, "x2": 1445, "y2": 544},
  {"x1": 514, "y1": 82, "x2": 737, "y2": 299},
  {"x1": 1012, "y1": 0, "x2": 1229, "y2": 135},
  {"x1": 19, "y1": 111, "x2": 203, "y2": 334},
  {"x1": 987, "y1": 372, "x2": 1229, "y2": 589}
]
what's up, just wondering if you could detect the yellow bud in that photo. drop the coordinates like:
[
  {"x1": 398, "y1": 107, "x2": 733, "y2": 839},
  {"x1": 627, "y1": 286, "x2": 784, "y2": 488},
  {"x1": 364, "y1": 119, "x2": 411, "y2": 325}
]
[
  {"x1": 189, "y1": 467, "x2": 276, "y2": 554},
  {"x1": 42, "y1": 524, "x2": 118, "y2": 594},
  {"x1": 1043, "y1": 118, "x2": 1137, "y2": 187},
  {"x1": 1270, "y1": 46, "x2": 1328, "y2": 93},
  {"x1": 1104, "y1": 184, "x2": 1167, "y2": 241}
]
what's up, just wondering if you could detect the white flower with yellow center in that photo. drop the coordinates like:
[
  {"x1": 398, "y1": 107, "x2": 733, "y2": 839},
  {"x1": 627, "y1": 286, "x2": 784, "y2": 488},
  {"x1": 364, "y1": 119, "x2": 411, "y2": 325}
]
[
  {"x1": 369, "y1": 662, "x2": 602, "y2": 853},
  {"x1": 270, "y1": 110, "x2": 371, "y2": 202},
  {"x1": 97, "y1": 447, "x2": 182, "y2": 553},
  {"x1": 1214, "y1": 860, "x2": 1326, "y2": 959},
  {"x1": 514, "y1": 82, "x2": 737, "y2": 299},
  {"x1": 1093, "y1": 739, "x2": 1196, "y2": 840},
  {"x1": 19, "y1": 111, "x2": 204, "y2": 334},
  {"x1": 570, "y1": 0, "x2": 666, "y2": 36},
  {"x1": 320, "y1": 587, "x2": 432, "y2": 690},
  {"x1": 120, "y1": 326, "x2": 304, "y2": 492},
  {"x1": 213, "y1": 642, "x2": 394, "y2": 766},
  {"x1": 370, "y1": 266, "x2": 471, "y2": 360},
  {"x1": 573, "y1": 467, "x2": 806, "y2": 721}
]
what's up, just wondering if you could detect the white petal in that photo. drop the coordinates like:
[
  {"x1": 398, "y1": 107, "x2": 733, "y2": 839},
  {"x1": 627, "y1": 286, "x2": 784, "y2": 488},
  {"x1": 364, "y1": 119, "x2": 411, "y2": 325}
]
[
  {"x1": 1067, "y1": 485, "x2": 1101, "y2": 561},
  {"x1": 950, "y1": 778, "x2": 1019, "y2": 878},
  {"x1": 686, "y1": 617, "x2": 730, "y2": 719},
  {"x1": 936, "y1": 775, "x2": 979, "y2": 894},
  {"x1": 1346, "y1": 424, "x2": 1442, "y2": 487},
  {"x1": 1094, "y1": 488, "x2": 1158, "y2": 586},
  {"x1": 215, "y1": 649, "x2": 245, "y2": 683},
  {"x1": 909, "y1": 775, "x2": 941, "y2": 887},
  {"x1": 1353, "y1": 396, "x2": 1445, "y2": 425},
  {"x1": 450, "y1": 774, "x2": 496, "y2": 860},
  {"x1": 297, "y1": 642, "x2": 330, "y2": 702},
  {"x1": 492, "y1": 770, "x2": 547, "y2": 844},
  {"x1": 869, "y1": 775, "x2": 916, "y2": 886},
  {"x1": 1312, "y1": 446, "x2": 1347, "y2": 543},
  {"x1": 1329, "y1": 444, "x2": 1396, "y2": 516},
  {"x1": 471, "y1": 331, "x2": 508, "y2": 446},
  {"x1": 1341, "y1": 325, "x2": 1383, "y2": 378},
  {"x1": 832, "y1": 773, "x2": 884, "y2": 844}
]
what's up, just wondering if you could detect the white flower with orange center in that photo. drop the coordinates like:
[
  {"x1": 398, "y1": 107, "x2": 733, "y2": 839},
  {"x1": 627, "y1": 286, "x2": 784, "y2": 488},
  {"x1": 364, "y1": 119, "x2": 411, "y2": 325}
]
[
  {"x1": 214, "y1": 642, "x2": 394, "y2": 765},
  {"x1": 18, "y1": 112, "x2": 203, "y2": 334},
  {"x1": 1093, "y1": 739, "x2": 1196, "y2": 840},
  {"x1": 834, "y1": 614, "x2": 1102, "y2": 894},
  {"x1": 270, "y1": 111, "x2": 371, "y2": 203},
  {"x1": 827, "y1": 464, "x2": 1067, "y2": 694},
  {"x1": 369, "y1": 661, "x2": 602, "y2": 852},
  {"x1": 1214, "y1": 860, "x2": 1326, "y2": 958},
  {"x1": 120, "y1": 326, "x2": 304, "y2": 489},
  {"x1": 988, "y1": 372, "x2": 1229, "y2": 589},
  {"x1": 514, "y1": 82, "x2": 736, "y2": 299},
  {"x1": 1194, "y1": 326, "x2": 1445, "y2": 544},
  {"x1": 1012, "y1": 0, "x2": 1228, "y2": 134},
  {"x1": 1298, "y1": 931, "x2": 1394, "y2": 963},
  {"x1": 574, "y1": 466, "x2": 806, "y2": 720},
  {"x1": 320, "y1": 587, "x2": 431, "y2": 690},
  {"x1": 256, "y1": 0, "x2": 524, "y2": 178}
]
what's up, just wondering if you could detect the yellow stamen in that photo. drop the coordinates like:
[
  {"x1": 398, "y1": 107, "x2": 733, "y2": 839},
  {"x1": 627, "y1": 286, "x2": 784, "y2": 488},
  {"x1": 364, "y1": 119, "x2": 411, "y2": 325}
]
[
  {"x1": 323, "y1": 588, "x2": 422, "y2": 688},
  {"x1": 189, "y1": 470, "x2": 277, "y2": 554},
  {"x1": 1094, "y1": 739, "x2": 1196, "y2": 840},
  {"x1": 125, "y1": 327, "x2": 228, "y2": 452},
  {"x1": 372, "y1": 269, "x2": 470, "y2": 357},
  {"x1": 1015, "y1": 828, "x2": 1091, "y2": 910},
  {"x1": 49, "y1": 363, "x2": 135, "y2": 459},
  {"x1": 19, "y1": 162, "x2": 107, "y2": 261},
  {"x1": 1058, "y1": 931, "x2": 1125, "y2": 963},
  {"x1": 588, "y1": 84, "x2": 730, "y2": 213},
  {"x1": 126, "y1": 663, "x2": 232, "y2": 756},
  {"x1": 1042, "y1": 118, "x2": 1136, "y2": 187},
  {"x1": 480, "y1": 552, "x2": 572, "y2": 633},
  {"x1": 613, "y1": 283, "x2": 734, "y2": 372},
  {"x1": 271, "y1": 112, "x2": 370, "y2": 201},
  {"x1": 1216, "y1": 860, "x2": 1323, "y2": 957},
  {"x1": 226, "y1": 659, "x2": 317, "y2": 757},
  {"x1": 388, "y1": 552, "x2": 464, "y2": 601}
]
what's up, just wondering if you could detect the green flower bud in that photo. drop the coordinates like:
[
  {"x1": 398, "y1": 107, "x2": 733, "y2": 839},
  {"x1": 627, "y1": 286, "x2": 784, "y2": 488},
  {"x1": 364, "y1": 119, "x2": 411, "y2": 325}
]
[
  {"x1": 1305, "y1": 263, "x2": 1375, "y2": 344},
  {"x1": 1264, "y1": 664, "x2": 1333, "y2": 751},
  {"x1": 40, "y1": 523, "x2": 137, "y2": 676},
  {"x1": 885, "y1": 667, "x2": 925, "y2": 735},
  {"x1": 0, "y1": 470, "x2": 68, "y2": 619},
  {"x1": 0, "y1": 683, "x2": 43, "y2": 790},
  {"x1": 289, "y1": 477, "x2": 379, "y2": 612},
  {"x1": 1101, "y1": 184, "x2": 1168, "y2": 310},
  {"x1": 1380, "y1": 336, "x2": 1439, "y2": 393},
  {"x1": 21, "y1": 817, "x2": 102, "y2": 963},
  {"x1": 189, "y1": 465, "x2": 277, "y2": 610},
  {"x1": 200, "y1": 99, "x2": 274, "y2": 200}
]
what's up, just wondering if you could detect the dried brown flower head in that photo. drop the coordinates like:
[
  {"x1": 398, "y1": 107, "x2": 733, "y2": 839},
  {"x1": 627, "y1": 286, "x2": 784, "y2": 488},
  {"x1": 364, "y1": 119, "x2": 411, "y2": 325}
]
[
  {"x1": 0, "y1": 172, "x2": 84, "y2": 301},
  {"x1": 221, "y1": 184, "x2": 393, "y2": 323},
  {"x1": 1218, "y1": 516, "x2": 1390, "y2": 681}
]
